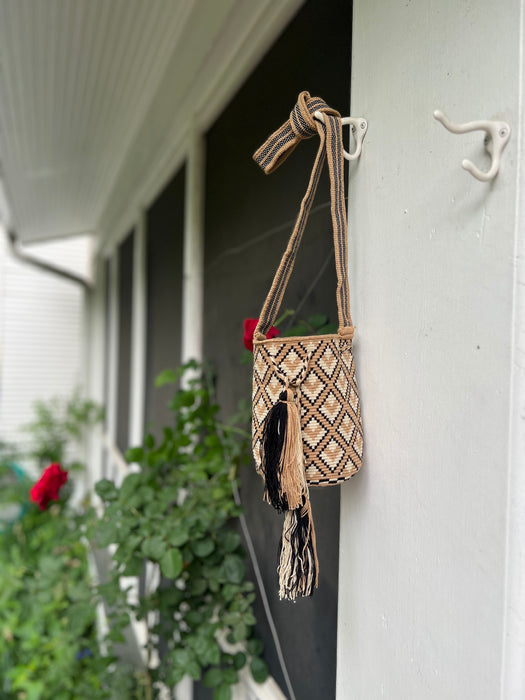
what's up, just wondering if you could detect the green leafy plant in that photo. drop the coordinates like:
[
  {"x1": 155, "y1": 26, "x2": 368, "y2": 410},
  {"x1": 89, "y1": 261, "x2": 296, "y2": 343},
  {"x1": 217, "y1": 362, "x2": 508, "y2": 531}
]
[
  {"x1": 0, "y1": 395, "x2": 130, "y2": 699},
  {"x1": 0, "y1": 439, "x2": 19, "y2": 466},
  {"x1": 0, "y1": 456, "x2": 29, "y2": 529},
  {"x1": 0, "y1": 503, "x2": 115, "y2": 699},
  {"x1": 24, "y1": 390, "x2": 105, "y2": 468},
  {"x1": 93, "y1": 362, "x2": 268, "y2": 699}
]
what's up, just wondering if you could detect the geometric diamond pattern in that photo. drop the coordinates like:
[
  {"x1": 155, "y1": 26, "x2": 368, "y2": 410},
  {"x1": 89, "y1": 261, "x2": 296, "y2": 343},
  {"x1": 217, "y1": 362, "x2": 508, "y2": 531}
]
[
  {"x1": 318, "y1": 345, "x2": 338, "y2": 378},
  {"x1": 336, "y1": 368, "x2": 348, "y2": 396},
  {"x1": 301, "y1": 372, "x2": 324, "y2": 403},
  {"x1": 303, "y1": 417, "x2": 327, "y2": 449},
  {"x1": 319, "y1": 391, "x2": 342, "y2": 424},
  {"x1": 254, "y1": 353, "x2": 269, "y2": 382},
  {"x1": 252, "y1": 334, "x2": 364, "y2": 487},
  {"x1": 320, "y1": 439, "x2": 345, "y2": 472},
  {"x1": 339, "y1": 413, "x2": 355, "y2": 444}
]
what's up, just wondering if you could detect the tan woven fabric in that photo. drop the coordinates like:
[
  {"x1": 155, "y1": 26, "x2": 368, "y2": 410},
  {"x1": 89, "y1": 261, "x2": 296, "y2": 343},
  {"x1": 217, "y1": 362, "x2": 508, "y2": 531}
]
[
  {"x1": 253, "y1": 335, "x2": 363, "y2": 485},
  {"x1": 252, "y1": 92, "x2": 364, "y2": 487}
]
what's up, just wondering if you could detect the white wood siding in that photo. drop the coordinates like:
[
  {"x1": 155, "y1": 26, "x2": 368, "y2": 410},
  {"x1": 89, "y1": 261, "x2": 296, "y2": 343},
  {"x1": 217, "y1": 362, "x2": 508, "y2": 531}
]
[{"x1": 0, "y1": 230, "x2": 91, "y2": 450}]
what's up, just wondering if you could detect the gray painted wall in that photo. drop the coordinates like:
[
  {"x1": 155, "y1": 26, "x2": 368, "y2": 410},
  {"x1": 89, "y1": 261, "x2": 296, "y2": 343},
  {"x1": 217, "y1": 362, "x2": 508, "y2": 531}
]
[
  {"x1": 144, "y1": 168, "x2": 186, "y2": 434},
  {"x1": 203, "y1": 1, "x2": 352, "y2": 697},
  {"x1": 116, "y1": 231, "x2": 134, "y2": 455}
]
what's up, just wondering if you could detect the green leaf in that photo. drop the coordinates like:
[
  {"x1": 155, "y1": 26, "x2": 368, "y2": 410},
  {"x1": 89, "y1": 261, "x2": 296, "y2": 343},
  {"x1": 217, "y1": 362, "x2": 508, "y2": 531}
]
[
  {"x1": 222, "y1": 668, "x2": 238, "y2": 685},
  {"x1": 223, "y1": 554, "x2": 245, "y2": 584},
  {"x1": 233, "y1": 622, "x2": 247, "y2": 642},
  {"x1": 180, "y1": 391, "x2": 195, "y2": 407},
  {"x1": 160, "y1": 548, "x2": 183, "y2": 579},
  {"x1": 172, "y1": 648, "x2": 192, "y2": 668},
  {"x1": 192, "y1": 538, "x2": 215, "y2": 558},
  {"x1": 203, "y1": 668, "x2": 223, "y2": 688},
  {"x1": 155, "y1": 369, "x2": 178, "y2": 387},
  {"x1": 187, "y1": 661, "x2": 202, "y2": 680},
  {"x1": 284, "y1": 322, "x2": 309, "y2": 337},
  {"x1": 219, "y1": 531, "x2": 241, "y2": 553},
  {"x1": 124, "y1": 446, "x2": 144, "y2": 463},
  {"x1": 141, "y1": 487, "x2": 155, "y2": 503},
  {"x1": 162, "y1": 587, "x2": 184, "y2": 608},
  {"x1": 243, "y1": 612, "x2": 256, "y2": 626},
  {"x1": 208, "y1": 643, "x2": 221, "y2": 666},
  {"x1": 316, "y1": 323, "x2": 338, "y2": 335},
  {"x1": 233, "y1": 652, "x2": 246, "y2": 670},
  {"x1": 141, "y1": 537, "x2": 167, "y2": 561},
  {"x1": 94, "y1": 478, "x2": 118, "y2": 502},
  {"x1": 108, "y1": 628, "x2": 126, "y2": 643},
  {"x1": 39, "y1": 554, "x2": 62, "y2": 576},
  {"x1": 185, "y1": 610, "x2": 203, "y2": 627},
  {"x1": 222, "y1": 583, "x2": 240, "y2": 601},
  {"x1": 213, "y1": 685, "x2": 232, "y2": 700},
  {"x1": 203, "y1": 564, "x2": 221, "y2": 582},
  {"x1": 250, "y1": 657, "x2": 269, "y2": 684},
  {"x1": 25, "y1": 681, "x2": 45, "y2": 700},
  {"x1": 188, "y1": 633, "x2": 206, "y2": 653},
  {"x1": 247, "y1": 638, "x2": 264, "y2": 656},
  {"x1": 168, "y1": 529, "x2": 189, "y2": 547},
  {"x1": 120, "y1": 473, "x2": 143, "y2": 501},
  {"x1": 167, "y1": 667, "x2": 185, "y2": 686},
  {"x1": 205, "y1": 434, "x2": 220, "y2": 448},
  {"x1": 170, "y1": 390, "x2": 196, "y2": 411},
  {"x1": 96, "y1": 519, "x2": 118, "y2": 548},
  {"x1": 189, "y1": 577, "x2": 207, "y2": 596},
  {"x1": 121, "y1": 555, "x2": 144, "y2": 576},
  {"x1": 144, "y1": 501, "x2": 164, "y2": 519},
  {"x1": 308, "y1": 313, "x2": 328, "y2": 329}
]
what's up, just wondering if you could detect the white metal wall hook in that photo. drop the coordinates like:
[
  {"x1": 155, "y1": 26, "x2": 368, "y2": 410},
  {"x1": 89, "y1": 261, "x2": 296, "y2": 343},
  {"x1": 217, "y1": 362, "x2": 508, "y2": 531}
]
[
  {"x1": 314, "y1": 110, "x2": 368, "y2": 161},
  {"x1": 433, "y1": 109, "x2": 511, "y2": 182}
]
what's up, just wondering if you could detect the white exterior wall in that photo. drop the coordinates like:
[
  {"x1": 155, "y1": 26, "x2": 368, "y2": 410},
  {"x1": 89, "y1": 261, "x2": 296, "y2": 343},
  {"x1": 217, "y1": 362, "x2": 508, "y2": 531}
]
[
  {"x1": 0, "y1": 230, "x2": 91, "y2": 449},
  {"x1": 338, "y1": 1, "x2": 525, "y2": 699}
]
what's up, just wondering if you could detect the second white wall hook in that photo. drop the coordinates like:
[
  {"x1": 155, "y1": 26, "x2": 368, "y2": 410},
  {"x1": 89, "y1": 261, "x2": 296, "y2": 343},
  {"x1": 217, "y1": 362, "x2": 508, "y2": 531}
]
[
  {"x1": 433, "y1": 110, "x2": 511, "y2": 182},
  {"x1": 314, "y1": 110, "x2": 368, "y2": 161}
]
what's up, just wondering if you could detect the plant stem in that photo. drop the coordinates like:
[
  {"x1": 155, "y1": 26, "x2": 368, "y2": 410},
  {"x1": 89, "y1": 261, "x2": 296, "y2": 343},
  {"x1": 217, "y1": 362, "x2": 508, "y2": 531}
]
[
  {"x1": 274, "y1": 309, "x2": 295, "y2": 327},
  {"x1": 144, "y1": 672, "x2": 152, "y2": 700},
  {"x1": 217, "y1": 423, "x2": 251, "y2": 439}
]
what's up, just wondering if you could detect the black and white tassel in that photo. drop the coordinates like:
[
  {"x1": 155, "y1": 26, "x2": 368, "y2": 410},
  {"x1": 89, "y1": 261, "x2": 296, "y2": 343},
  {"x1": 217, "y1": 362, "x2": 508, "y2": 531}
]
[
  {"x1": 260, "y1": 388, "x2": 319, "y2": 600},
  {"x1": 277, "y1": 494, "x2": 319, "y2": 600}
]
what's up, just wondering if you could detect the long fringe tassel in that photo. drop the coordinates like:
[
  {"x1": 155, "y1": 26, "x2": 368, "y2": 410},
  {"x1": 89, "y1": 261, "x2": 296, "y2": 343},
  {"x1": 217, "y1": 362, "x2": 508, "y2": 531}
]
[
  {"x1": 260, "y1": 389, "x2": 306, "y2": 512},
  {"x1": 261, "y1": 387, "x2": 318, "y2": 600},
  {"x1": 277, "y1": 495, "x2": 319, "y2": 600}
]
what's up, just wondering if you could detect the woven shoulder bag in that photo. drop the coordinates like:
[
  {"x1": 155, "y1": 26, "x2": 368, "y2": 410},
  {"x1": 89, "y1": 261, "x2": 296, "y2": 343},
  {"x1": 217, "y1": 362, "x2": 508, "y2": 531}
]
[{"x1": 251, "y1": 91, "x2": 364, "y2": 600}]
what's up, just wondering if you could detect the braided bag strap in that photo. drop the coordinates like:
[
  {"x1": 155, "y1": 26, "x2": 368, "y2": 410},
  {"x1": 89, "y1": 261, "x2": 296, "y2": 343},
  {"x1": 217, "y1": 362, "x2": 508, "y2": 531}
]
[{"x1": 253, "y1": 91, "x2": 354, "y2": 343}]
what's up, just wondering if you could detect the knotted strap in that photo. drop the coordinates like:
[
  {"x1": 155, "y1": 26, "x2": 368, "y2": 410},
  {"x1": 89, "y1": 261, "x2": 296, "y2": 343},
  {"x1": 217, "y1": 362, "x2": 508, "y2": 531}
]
[
  {"x1": 254, "y1": 92, "x2": 338, "y2": 174},
  {"x1": 253, "y1": 91, "x2": 354, "y2": 342}
]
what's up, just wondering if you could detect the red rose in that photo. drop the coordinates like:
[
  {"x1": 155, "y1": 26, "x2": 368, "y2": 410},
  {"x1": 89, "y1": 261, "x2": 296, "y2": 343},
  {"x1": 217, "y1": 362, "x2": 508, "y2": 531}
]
[
  {"x1": 243, "y1": 318, "x2": 279, "y2": 352},
  {"x1": 30, "y1": 463, "x2": 68, "y2": 511}
]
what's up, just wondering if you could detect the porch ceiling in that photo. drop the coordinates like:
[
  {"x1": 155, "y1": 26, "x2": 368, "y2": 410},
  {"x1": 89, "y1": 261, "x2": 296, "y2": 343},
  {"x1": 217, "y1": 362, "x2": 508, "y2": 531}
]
[{"x1": 0, "y1": 0, "x2": 301, "y2": 246}]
